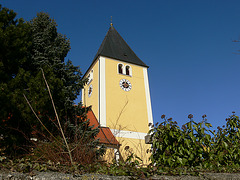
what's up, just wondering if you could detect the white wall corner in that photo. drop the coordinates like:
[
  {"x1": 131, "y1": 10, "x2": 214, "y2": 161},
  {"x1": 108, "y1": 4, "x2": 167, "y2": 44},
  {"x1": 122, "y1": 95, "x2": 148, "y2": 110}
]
[
  {"x1": 99, "y1": 56, "x2": 106, "y2": 127},
  {"x1": 143, "y1": 68, "x2": 153, "y2": 128},
  {"x1": 81, "y1": 88, "x2": 85, "y2": 106}
]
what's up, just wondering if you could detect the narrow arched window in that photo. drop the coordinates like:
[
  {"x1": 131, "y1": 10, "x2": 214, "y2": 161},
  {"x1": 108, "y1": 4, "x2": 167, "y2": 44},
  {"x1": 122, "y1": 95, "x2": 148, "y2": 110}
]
[
  {"x1": 118, "y1": 64, "x2": 123, "y2": 74},
  {"x1": 87, "y1": 69, "x2": 93, "y2": 84},
  {"x1": 126, "y1": 65, "x2": 130, "y2": 76}
]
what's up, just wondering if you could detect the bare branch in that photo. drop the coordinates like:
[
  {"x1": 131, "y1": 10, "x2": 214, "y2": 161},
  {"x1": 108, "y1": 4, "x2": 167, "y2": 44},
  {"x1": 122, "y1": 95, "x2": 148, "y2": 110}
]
[
  {"x1": 40, "y1": 68, "x2": 73, "y2": 165},
  {"x1": 23, "y1": 93, "x2": 63, "y2": 146}
]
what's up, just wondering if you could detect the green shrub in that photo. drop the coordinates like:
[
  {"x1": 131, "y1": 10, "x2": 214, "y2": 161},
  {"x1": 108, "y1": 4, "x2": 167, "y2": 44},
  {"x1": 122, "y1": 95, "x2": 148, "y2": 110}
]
[
  {"x1": 149, "y1": 112, "x2": 240, "y2": 171},
  {"x1": 212, "y1": 113, "x2": 240, "y2": 166}
]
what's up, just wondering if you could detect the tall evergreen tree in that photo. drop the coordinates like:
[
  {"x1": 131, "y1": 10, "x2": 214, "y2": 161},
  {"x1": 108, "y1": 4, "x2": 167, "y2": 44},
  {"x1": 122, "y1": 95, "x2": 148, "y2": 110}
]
[
  {"x1": 28, "y1": 12, "x2": 84, "y2": 121},
  {"x1": 0, "y1": 5, "x2": 33, "y2": 156},
  {"x1": 0, "y1": 7, "x2": 92, "y2": 158}
]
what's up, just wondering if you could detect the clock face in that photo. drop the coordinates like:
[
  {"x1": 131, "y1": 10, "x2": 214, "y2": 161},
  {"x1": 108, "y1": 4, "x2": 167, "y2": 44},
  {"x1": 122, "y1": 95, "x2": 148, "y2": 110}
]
[
  {"x1": 119, "y1": 79, "x2": 132, "y2": 91},
  {"x1": 88, "y1": 84, "x2": 93, "y2": 97}
]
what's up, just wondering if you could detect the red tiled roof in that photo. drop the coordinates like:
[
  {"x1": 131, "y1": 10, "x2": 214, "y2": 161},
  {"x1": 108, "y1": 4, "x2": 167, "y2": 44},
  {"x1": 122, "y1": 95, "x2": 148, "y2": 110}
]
[{"x1": 87, "y1": 109, "x2": 120, "y2": 146}]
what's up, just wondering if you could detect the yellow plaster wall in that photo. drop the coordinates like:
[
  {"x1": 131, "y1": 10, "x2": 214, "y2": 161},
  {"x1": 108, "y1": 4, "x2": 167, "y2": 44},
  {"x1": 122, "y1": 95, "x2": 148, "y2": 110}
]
[
  {"x1": 101, "y1": 138, "x2": 151, "y2": 165},
  {"x1": 102, "y1": 148, "x2": 116, "y2": 163},
  {"x1": 83, "y1": 61, "x2": 99, "y2": 120},
  {"x1": 117, "y1": 137, "x2": 151, "y2": 165},
  {"x1": 105, "y1": 58, "x2": 149, "y2": 133}
]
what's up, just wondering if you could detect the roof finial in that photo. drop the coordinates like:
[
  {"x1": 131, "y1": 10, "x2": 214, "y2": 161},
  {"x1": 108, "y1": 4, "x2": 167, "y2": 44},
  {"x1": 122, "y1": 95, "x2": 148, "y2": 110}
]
[{"x1": 110, "y1": 16, "x2": 113, "y2": 26}]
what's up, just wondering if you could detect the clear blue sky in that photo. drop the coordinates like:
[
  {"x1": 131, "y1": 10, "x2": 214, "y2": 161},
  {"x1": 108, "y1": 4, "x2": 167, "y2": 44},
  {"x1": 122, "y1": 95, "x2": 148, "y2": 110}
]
[{"x1": 2, "y1": 0, "x2": 240, "y2": 130}]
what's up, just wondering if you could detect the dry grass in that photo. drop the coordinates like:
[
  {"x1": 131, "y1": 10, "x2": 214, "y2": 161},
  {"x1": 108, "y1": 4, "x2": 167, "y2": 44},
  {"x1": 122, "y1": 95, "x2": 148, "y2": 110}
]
[{"x1": 24, "y1": 69, "x2": 104, "y2": 166}]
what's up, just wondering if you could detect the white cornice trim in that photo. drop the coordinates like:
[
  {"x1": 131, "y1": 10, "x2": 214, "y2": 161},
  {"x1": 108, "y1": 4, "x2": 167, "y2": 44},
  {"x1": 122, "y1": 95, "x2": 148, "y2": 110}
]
[
  {"x1": 82, "y1": 58, "x2": 99, "y2": 79},
  {"x1": 143, "y1": 68, "x2": 153, "y2": 128},
  {"x1": 110, "y1": 129, "x2": 147, "y2": 140},
  {"x1": 99, "y1": 57, "x2": 106, "y2": 127}
]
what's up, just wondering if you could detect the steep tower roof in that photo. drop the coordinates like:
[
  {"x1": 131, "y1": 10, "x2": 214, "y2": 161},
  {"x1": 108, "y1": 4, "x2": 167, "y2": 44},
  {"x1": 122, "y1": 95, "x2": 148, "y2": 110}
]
[{"x1": 93, "y1": 26, "x2": 148, "y2": 67}]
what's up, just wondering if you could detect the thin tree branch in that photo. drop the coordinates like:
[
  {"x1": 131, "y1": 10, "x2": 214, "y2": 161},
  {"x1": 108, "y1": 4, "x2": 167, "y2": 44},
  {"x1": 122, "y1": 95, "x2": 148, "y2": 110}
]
[
  {"x1": 23, "y1": 93, "x2": 63, "y2": 146},
  {"x1": 40, "y1": 68, "x2": 73, "y2": 165}
]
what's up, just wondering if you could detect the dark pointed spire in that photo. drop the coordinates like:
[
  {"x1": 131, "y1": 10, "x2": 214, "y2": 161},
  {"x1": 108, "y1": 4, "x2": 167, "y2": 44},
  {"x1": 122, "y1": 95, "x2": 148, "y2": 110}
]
[
  {"x1": 93, "y1": 26, "x2": 148, "y2": 67},
  {"x1": 110, "y1": 16, "x2": 113, "y2": 27}
]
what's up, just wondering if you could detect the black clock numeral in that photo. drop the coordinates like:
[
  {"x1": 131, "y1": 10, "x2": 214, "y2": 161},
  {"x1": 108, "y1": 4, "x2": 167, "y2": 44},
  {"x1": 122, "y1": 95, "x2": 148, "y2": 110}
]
[{"x1": 119, "y1": 79, "x2": 132, "y2": 91}]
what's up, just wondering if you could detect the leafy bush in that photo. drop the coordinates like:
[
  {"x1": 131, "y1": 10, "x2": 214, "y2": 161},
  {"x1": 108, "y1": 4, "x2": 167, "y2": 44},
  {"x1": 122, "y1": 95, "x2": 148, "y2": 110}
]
[
  {"x1": 212, "y1": 112, "x2": 240, "y2": 167},
  {"x1": 149, "y1": 112, "x2": 240, "y2": 171}
]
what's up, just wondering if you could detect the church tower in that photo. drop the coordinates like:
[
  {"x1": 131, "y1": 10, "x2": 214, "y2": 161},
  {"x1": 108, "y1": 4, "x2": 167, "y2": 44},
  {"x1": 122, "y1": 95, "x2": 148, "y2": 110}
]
[{"x1": 82, "y1": 25, "x2": 153, "y2": 163}]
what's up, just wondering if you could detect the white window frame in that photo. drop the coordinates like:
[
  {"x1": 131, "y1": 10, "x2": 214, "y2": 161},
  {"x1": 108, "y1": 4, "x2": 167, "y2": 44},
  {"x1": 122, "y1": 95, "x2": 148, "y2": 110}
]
[{"x1": 125, "y1": 64, "x2": 132, "y2": 76}]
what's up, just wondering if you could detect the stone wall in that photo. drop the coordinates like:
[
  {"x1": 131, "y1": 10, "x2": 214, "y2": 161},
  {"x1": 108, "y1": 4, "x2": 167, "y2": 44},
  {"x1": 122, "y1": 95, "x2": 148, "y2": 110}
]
[{"x1": 1, "y1": 171, "x2": 240, "y2": 180}]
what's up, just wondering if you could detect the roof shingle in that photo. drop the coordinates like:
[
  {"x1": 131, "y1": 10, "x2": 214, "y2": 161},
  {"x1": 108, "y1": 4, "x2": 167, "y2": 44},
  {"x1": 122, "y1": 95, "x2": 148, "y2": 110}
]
[
  {"x1": 87, "y1": 108, "x2": 120, "y2": 146},
  {"x1": 93, "y1": 26, "x2": 148, "y2": 67}
]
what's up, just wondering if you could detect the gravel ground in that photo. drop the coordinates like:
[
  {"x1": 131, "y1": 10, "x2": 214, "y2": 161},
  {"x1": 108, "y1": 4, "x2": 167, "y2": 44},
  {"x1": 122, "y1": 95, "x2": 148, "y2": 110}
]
[{"x1": 1, "y1": 171, "x2": 240, "y2": 180}]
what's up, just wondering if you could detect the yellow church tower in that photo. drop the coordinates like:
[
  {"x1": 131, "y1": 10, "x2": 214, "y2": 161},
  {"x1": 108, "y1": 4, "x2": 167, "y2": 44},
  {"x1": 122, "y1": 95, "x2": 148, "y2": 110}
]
[{"x1": 82, "y1": 24, "x2": 153, "y2": 163}]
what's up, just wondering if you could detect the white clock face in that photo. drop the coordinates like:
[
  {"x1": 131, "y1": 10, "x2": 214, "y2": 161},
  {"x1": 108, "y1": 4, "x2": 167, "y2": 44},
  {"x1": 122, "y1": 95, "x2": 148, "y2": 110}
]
[
  {"x1": 88, "y1": 84, "x2": 93, "y2": 97},
  {"x1": 119, "y1": 79, "x2": 132, "y2": 91}
]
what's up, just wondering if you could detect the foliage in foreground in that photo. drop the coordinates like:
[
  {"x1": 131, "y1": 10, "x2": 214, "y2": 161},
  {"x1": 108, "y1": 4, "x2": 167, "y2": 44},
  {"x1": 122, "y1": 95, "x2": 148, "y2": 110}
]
[
  {"x1": 2, "y1": 149, "x2": 240, "y2": 178},
  {"x1": 149, "y1": 112, "x2": 240, "y2": 172},
  {"x1": 2, "y1": 113, "x2": 240, "y2": 177}
]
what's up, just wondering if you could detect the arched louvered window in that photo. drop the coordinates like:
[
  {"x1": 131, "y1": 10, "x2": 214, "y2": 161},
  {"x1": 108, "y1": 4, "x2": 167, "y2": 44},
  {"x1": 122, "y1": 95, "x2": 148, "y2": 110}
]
[
  {"x1": 118, "y1": 64, "x2": 123, "y2": 74},
  {"x1": 126, "y1": 65, "x2": 131, "y2": 76},
  {"x1": 87, "y1": 69, "x2": 93, "y2": 84}
]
